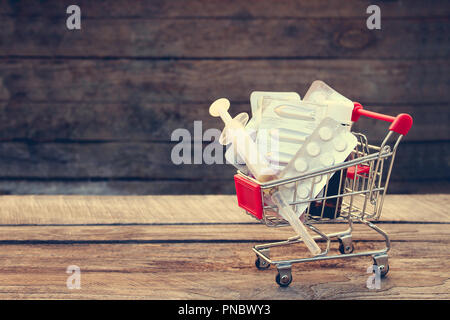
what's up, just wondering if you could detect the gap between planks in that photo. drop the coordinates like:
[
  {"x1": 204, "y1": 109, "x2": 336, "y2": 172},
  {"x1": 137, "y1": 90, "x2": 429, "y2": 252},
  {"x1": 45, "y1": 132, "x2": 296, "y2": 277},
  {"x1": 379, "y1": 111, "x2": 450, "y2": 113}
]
[{"x1": 0, "y1": 223, "x2": 448, "y2": 243}]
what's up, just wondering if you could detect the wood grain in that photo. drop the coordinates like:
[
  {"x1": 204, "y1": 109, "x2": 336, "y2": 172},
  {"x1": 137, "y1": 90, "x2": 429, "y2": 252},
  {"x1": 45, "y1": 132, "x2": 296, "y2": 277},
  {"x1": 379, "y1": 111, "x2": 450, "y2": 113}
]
[
  {"x1": 0, "y1": 59, "x2": 448, "y2": 104},
  {"x1": 1, "y1": 0, "x2": 448, "y2": 18},
  {"x1": 0, "y1": 241, "x2": 448, "y2": 299},
  {"x1": 0, "y1": 195, "x2": 447, "y2": 299},
  {"x1": 0, "y1": 0, "x2": 448, "y2": 195},
  {"x1": 1, "y1": 17, "x2": 448, "y2": 59},
  {"x1": 0, "y1": 194, "x2": 448, "y2": 225},
  {"x1": 1, "y1": 179, "x2": 448, "y2": 196},
  {"x1": 0, "y1": 141, "x2": 446, "y2": 181},
  {"x1": 0, "y1": 0, "x2": 448, "y2": 298},
  {"x1": 0, "y1": 101, "x2": 447, "y2": 142},
  {"x1": 1, "y1": 223, "x2": 449, "y2": 242}
]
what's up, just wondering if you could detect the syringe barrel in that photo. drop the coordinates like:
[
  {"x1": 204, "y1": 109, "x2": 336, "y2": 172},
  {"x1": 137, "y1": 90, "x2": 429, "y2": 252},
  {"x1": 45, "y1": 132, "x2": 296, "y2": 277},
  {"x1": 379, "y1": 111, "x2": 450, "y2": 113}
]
[{"x1": 228, "y1": 125, "x2": 274, "y2": 182}]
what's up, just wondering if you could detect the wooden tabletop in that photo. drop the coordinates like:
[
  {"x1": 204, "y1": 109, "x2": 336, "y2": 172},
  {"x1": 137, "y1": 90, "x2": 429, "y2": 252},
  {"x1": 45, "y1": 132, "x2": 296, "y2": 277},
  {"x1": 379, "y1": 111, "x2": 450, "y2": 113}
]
[{"x1": 0, "y1": 194, "x2": 449, "y2": 299}]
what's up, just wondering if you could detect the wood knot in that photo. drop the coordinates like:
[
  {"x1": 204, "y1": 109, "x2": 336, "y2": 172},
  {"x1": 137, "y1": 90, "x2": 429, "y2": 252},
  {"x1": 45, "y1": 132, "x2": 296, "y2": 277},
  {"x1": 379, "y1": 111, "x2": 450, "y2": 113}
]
[{"x1": 335, "y1": 29, "x2": 374, "y2": 50}]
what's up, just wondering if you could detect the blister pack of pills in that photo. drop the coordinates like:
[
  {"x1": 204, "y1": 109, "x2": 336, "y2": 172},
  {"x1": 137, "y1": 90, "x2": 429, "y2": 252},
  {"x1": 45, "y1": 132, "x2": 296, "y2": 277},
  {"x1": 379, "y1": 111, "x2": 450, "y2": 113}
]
[
  {"x1": 277, "y1": 117, "x2": 358, "y2": 217},
  {"x1": 247, "y1": 91, "x2": 301, "y2": 132},
  {"x1": 256, "y1": 100, "x2": 328, "y2": 166},
  {"x1": 226, "y1": 92, "x2": 301, "y2": 174},
  {"x1": 304, "y1": 80, "x2": 352, "y2": 105},
  {"x1": 303, "y1": 80, "x2": 354, "y2": 127},
  {"x1": 223, "y1": 84, "x2": 353, "y2": 178}
]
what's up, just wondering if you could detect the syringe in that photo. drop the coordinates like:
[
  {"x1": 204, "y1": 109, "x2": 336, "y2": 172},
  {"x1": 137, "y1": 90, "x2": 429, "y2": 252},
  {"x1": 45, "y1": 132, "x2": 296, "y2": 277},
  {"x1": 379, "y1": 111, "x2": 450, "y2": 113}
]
[
  {"x1": 210, "y1": 98, "x2": 321, "y2": 256},
  {"x1": 209, "y1": 98, "x2": 276, "y2": 182},
  {"x1": 271, "y1": 191, "x2": 322, "y2": 256}
]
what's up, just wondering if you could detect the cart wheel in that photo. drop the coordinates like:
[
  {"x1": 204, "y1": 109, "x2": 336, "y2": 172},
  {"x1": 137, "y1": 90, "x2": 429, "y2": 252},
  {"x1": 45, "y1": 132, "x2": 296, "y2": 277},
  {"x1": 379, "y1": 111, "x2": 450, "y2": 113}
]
[
  {"x1": 275, "y1": 272, "x2": 292, "y2": 287},
  {"x1": 372, "y1": 254, "x2": 389, "y2": 278},
  {"x1": 373, "y1": 263, "x2": 389, "y2": 278},
  {"x1": 255, "y1": 257, "x2": 270, "y2": 270},
  {"x1": 338, "y1": 240, "x2": 354, "y2": 254}
]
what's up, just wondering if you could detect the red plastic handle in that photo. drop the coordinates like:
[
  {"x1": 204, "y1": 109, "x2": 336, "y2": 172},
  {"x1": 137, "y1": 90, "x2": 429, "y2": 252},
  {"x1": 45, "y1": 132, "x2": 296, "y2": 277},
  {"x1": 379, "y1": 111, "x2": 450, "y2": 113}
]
[{"x1": 352, "y1": 102, "x2": 413, "y2": 136}]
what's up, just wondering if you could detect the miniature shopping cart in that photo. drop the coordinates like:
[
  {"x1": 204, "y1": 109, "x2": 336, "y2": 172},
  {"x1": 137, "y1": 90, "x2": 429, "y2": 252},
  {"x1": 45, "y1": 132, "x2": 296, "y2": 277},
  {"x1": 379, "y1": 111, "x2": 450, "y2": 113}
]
[{"x1": 234, "y1": 103, "x2": 413, "y2": 287}]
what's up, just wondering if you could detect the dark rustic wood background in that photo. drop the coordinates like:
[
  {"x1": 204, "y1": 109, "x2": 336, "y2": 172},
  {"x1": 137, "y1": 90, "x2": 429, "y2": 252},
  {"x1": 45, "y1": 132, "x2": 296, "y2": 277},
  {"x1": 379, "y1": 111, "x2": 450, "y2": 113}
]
[{"x1": 0, "y1": 0, "x2": 448, "y2": 195}]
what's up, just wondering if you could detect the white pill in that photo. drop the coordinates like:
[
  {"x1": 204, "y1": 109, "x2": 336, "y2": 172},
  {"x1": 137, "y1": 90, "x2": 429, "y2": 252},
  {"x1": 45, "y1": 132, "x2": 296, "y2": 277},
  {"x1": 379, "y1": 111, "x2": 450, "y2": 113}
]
[
  {"x1": 320, "y1": 153, "x2": 335, "y2": 167},
  {"x1": 295, "y1": 159, "x2": 308, "y2": 172},
  {"x1": 298, "y1": 186, "x2": 310, "y2": 199},
  {"x1": 319, "y1": 127, "x2": 333, "y2": 141},
  {"x1": 313, "y1": 175, "x2": 323, "y2": 184},
  {"x1": 334, "y1": 139, "x2": 347, "y2": 152},
  {"x1": 306, "y1": 142, "x2": 321, "y2": 157}
]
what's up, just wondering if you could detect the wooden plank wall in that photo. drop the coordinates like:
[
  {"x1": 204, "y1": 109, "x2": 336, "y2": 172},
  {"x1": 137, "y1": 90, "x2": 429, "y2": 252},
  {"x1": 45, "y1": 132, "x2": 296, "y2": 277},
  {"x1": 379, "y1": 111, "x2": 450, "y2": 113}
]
[{"x1": 0, "y1": 0, "x2": 448, "y2": 195}]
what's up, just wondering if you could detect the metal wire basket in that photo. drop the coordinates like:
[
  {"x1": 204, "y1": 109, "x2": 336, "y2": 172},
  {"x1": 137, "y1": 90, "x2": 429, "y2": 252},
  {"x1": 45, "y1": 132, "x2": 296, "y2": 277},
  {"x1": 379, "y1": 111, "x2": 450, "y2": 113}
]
[{"x1": 234, "y1": 102, "x2": 413, "y2": 286}]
